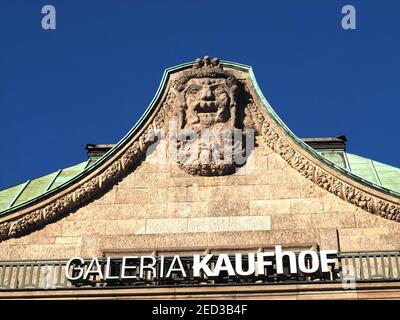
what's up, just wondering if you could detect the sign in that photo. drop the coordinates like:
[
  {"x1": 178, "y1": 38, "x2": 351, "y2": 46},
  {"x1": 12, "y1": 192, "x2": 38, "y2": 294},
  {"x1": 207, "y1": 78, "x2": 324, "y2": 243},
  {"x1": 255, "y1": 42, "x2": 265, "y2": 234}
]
[{"x1": 66, "y1": 245, "x2": 337, "y2": 282}]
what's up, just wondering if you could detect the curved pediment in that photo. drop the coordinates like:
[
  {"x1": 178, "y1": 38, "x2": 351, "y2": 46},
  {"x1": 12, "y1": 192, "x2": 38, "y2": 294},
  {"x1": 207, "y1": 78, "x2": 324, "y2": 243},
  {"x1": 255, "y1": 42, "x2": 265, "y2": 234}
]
[{"x1": 0, "y1": 56, "x2": 399, "y2": 241}]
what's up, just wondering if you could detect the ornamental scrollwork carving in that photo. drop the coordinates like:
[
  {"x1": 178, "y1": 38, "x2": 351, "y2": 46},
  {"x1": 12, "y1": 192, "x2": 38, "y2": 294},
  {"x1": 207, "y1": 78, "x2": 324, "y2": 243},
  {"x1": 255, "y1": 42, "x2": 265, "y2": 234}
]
[
  {"x1": 343, "y1": 185, "x2": 375, "y2": 213},
  {"x1": 0, "y1": 104, "x2": 171, "y2": 242},
  {"x1": 262, "y1": 122, "x2": 279, "y2": 150},
  {"x1": 290, "y1": 153, "x2": 314, "y2": 180},
  {"x1": 377, "y1": 201, "x2": 400, "y2": 221},
  {"x1": 277, "y1": 138, "x2": 296, "y2": 165},
  {"x1": 257, "y1": 104, "x2": 398, "y2": 220},
  {"x1": 315, "y1": 169, "x2": 343, "y2": 198}
]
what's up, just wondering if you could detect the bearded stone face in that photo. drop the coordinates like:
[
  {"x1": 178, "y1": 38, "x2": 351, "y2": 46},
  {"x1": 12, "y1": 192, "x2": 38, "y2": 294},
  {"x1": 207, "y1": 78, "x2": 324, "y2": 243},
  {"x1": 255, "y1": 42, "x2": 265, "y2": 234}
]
[
  {"x1": 170, "y1": 60, "x2": 247, "y2": 176},
  {"x1": 183, "y1": 78, "x2": 231, "y2": 128}
]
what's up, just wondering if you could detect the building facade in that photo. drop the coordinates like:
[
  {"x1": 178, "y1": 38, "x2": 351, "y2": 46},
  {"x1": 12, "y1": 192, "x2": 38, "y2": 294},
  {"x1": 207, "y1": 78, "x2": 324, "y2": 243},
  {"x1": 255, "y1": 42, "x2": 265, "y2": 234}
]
[{"x1": 0, "y1": 57, "x2": 400, "y2": 299}]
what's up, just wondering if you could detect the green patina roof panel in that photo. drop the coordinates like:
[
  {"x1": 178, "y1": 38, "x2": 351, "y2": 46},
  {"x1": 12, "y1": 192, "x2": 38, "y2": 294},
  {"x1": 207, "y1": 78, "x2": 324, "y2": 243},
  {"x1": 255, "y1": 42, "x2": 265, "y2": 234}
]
[
  {"x1": 372, "y1": 161, "x2": 400, "y2": 193},
  {"x1": 0, "y1": 183, "x2": 26, "y2": 211},
  {"x1": 317, "y1": 151, "x2": 400, "y2": 193},
  {"x1": 345, "y1": 153, "x2": 380, "y2": 185},
  {"x1": 319, "y1": 151, "x2": 347, "y2": 169},
  {"x1": 0, "y1": 160, "x2": 91, "y2": 213},
  {"x1": 48, "y1": 161, "x2": 89, "y2": 190},
  {"x1": 12, "y1": 173, "x2": 57, "y2": 207}
]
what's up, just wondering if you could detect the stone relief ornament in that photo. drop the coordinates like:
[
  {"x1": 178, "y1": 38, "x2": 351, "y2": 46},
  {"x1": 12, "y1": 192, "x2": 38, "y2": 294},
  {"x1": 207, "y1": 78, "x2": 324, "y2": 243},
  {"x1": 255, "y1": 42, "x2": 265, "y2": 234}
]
[
  {"x1": 170, "y1": 56, "x2": 253, "y2": 176},
  {"x1": 0, "y1": 56, "x2": 399, "y2": 242}
]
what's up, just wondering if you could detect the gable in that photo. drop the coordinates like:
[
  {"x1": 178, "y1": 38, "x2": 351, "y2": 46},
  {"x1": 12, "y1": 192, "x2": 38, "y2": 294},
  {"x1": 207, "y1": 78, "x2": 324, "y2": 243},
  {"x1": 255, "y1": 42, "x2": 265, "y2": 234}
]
[{"x1": 0, "y1": 56, "x2": 399, "y2": 243}]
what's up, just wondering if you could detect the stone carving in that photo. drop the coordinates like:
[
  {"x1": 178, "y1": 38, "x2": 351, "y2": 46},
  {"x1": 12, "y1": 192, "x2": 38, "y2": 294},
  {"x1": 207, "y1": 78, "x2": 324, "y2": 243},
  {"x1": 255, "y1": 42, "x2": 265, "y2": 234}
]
[
  {"x1": 291, "y1": 154, "x2": 314, "y2": 180},
  {"x1": 377, "y1": 201, "x2": 400, "y2": 220},
  {"x1": 243, "y1": 91, "x2": 263, "y2": 134},
  {"x1": 343, "y1": 185, "x2": 375, "y2": 213},
  {"x1": 173, "y1": 56, "x2": 239, "y2": 129},
  {"x1": 315, "y1": 169, "x2": 343, "y2": 197},
  {"x1": 171, "y1": 56, "x2": 250, "y2": 176},
  {"x1": 0, "y1": 87, "x2": 180, "y2": 241},
  {"x1": 277, "y1": 138, "x2": 296, "y2": 165},
  {"x1": 0, "y1": 57, "x2": 399, "y2": 242},
  {"x1": 262, "y1": 122, "x2": 279, "y2": 150}
]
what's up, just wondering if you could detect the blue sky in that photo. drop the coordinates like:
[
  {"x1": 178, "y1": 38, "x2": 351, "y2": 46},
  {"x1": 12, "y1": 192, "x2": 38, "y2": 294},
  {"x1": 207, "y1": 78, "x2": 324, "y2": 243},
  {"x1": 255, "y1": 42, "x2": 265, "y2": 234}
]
[{"x1": 0, "y1": 0, "x2": 399, "y2": 190}]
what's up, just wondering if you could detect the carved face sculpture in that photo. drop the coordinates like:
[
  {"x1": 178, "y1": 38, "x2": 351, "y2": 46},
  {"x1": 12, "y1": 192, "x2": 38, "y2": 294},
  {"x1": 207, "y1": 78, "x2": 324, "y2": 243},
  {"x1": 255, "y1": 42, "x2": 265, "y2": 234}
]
[
  {"x1": 183, "y1": 78, "x2": 231, "y2": 128},
  {"x1": 170, "y1": 57, "x2": 246, "y2": 176}
]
